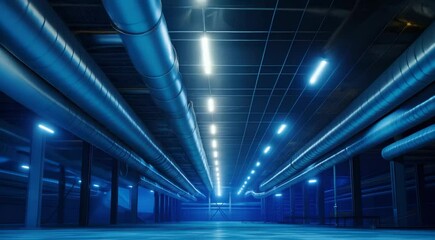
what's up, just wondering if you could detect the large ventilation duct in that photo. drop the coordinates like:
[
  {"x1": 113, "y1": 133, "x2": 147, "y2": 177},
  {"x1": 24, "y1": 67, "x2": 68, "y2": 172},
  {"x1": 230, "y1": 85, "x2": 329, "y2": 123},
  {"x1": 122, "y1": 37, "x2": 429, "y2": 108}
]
[
  {"x1": 102, "y1": 0, "x2": 213, "y2": 192},
  {"x1": 140, "y1": 177, "x2": 189, "y2": 202},
  {"x1": 247, "y1": 92, "x2": 435, "y2": 198},
  {"x1": 382, "y1": 124, "x2": 435, "y2": 160},
  {"x1": 0, "y1": 46, "x2": 196, "y2": 202},
  {"x1": 260, "y1": 22, "x2": 435, "y2": 191},
  {"x1": 0, "y1": 0, "x2": 203, "y2": 197}
]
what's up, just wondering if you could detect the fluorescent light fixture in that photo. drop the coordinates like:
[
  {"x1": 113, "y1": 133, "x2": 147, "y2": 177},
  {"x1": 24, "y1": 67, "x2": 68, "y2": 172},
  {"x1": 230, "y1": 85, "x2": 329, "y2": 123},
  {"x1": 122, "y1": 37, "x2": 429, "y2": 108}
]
[
  {"x1": 215, "y1": 167, "x2": 219, "y2": 172},
  {"x1": 275, "y1": 193, "x2": 283, "y2": 197},
  {"x1": 214, "y1": 160, "x2": 219, "y2": 166},
  {"x1": 21, "y1": 165, "x2": 30, "y2": 170},
  {"x1": 244, "y1": 181, "x2": 247, "y2": 184},
  {"x1": 213, "y1": 151, "x2": 218, "y2": 158},
  {"x1": 201, "y1": 36, "x2": 212, "y2": 74},
  {"x1": 128, "y1": 185, "x2": 133, "y2": 188},
  {"x1": 210, "y1": 124, "x2": 217, "y2": 135},
  {"x1": 247, "y1": 176, "x2": 251, "y2": 180},
  {"x1": 207, "y1": 98, "x2": 215, "y2": 112},
  {"x1": 256, "y1": 161, "x2": 261, "y2": 167},
  {"x1": 309, "y1": 60, "x2": 328, "y2": 85},
  {"x1": 308, "y1": 179, "x2": 318, "y2": 184},
  {"x1": 78, "y1": 180, "x2": 82, "y2": 184},
  {"x1": 150, "y1": 190, "x2": 154, "y2": 193},
  {"x1": 263, "y1": 146, "x2": 271, "y2": 154},
  {"x1": 212, "y1": 139, "x2": 217, "y2": 149},
  {"x1": 93, "y1": 184, "x2": 100, "y2": 188},
  {"x1": 38, "y1": 124, "x2": 55, "y2": 134},
  {"x1": 251, "y1": 170, "x2": 255, "y2": 174},
  {"x1": 277, "y1": 124, "x2": 287, "y2": 135},
  {"x1": 216, "y1": 172, "x2": 220, "y2": 176}
]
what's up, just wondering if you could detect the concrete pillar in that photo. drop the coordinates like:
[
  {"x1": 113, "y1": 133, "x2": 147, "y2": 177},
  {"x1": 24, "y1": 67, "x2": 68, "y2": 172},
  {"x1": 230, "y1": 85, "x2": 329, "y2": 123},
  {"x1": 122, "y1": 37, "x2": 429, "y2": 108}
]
[
  {"x1": 390, "y1": 160, "x2": 407, "y2": 227},
  {"x1": 57, "y1": 166, "x2": 65, "y2": 225},
  {"x1": 317, "y1": 179, "x2": 325, "y2": 225},
  {"x1": 303, "y1": 184, "x2": 310, "y2": 224},
  {"x1": 131, "y1": 183, "x2": 138, "y2": 223},
  {"x1": 350, "y1": 156, "x2": 362, "y2": 226},
  {"x1": 415, "y1": 164, "x2": 425, "y2": 226},
  {"x1": 25, "y1": 126, "x2": 46, "y2": 228}
]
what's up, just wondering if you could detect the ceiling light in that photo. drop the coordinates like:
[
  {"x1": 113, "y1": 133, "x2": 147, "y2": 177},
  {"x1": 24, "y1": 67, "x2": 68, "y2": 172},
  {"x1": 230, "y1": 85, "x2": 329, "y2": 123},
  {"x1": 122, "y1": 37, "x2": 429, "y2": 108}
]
[
  {"x1": 212, "y1": 139, "x2": 217, "y2": 148},
  {"x1": 308, "y1": 179, "x2": 318, "y2": 184},
  {"x1": 128, "y1": 185, "x2": 133, "y2": 188},
  {"x1": 93, "y1": 184, "x2": 100, "y2": 188},
  {"x1": 210, "y1": 124, "x2": 217, "y2": 135},
  {"x1": 21, "y1": 165, "x2": 30, "y2": 170},
  {"x1": 256, "y1": 161, "x2": 261, "y2": 167},
  {"x1": 277, "y1": 124, "x2": 287, "y2": 135},
  {"x1": 38, "y1": 124, "x2": 55, "y2": 134},
  {"x1": 275, "y1": 193, "x2": 282, "y2": 197},
  {"x1": 201, "y1": 36, "x2": 212, "y2": 74},
  {"x1": 247, "y1": 176, "x2": 251, "y2": 180},
  {"x1": 214, "y1": 160, "x2": 219, "y2": 166},
  {"x1": 217, "y1": 172, "x2": 220, "y2": 176},
  {"x1": 216, "y1": 167, "x2": 219, "y2": 172},
  {"x1": 309, "y1": 60, "x2": 328, "y2": 85},
  {"x1": 150, "y1": 190, "x2": 154, "y2": 193},
  {"x1": 263, "y1": 146, "x2": 271, "y2": 154},
  {"x1": 244, "y1": 181, "x2": 247, "y2": 184},
  {"x1": 251, "y1": 170, "x2": 255, "y2": 174},
  {"x1": 213, "y1": 151, "x2": 218, "y2": 158},
  {"x1": 208, "y1": 98, "x2": 215, "y2": 112}
]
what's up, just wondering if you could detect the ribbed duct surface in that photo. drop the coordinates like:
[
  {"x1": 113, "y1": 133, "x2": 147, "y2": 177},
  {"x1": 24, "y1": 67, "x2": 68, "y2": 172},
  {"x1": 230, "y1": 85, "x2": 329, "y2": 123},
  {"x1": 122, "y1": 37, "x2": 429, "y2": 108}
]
[
  {"x1": 248, "y1": 92, "x2": 435, "y2": 198},
  {"x1": 0, "y1": 0, "x2": 202, "y2": 197},
  {"x1": 382, "y1": 124, "x2": 435, "y2": 160},
  {"x1": 102, "y1": 0, "x2": 213, "y2": 192},
  {"x1": 0, "y1": 46, "x2": 196, "y2": 202},
  {"x1": 260, "y1": 22, "x2": 435, "y2": 191}
]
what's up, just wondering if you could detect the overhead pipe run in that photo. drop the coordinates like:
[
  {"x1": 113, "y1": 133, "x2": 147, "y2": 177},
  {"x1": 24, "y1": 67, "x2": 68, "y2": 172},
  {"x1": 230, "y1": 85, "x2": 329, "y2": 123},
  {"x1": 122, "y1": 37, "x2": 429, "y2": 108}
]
[
  {"x1": 140, "y1": 177, "x2": 189, "y2": 202},
  {"x1": 382, "y1": 124, "x2": 435, "y2": 160},
  {"x1": 260, "y1": 21, "x2": 435, "y2": 191},
  {"x1": 0, "y1": 0, "x2": 203, "y2": 197},
  {"x1": 102, "y1": 0, "x2": 213, "y2": 192},
  {"x1": 0, "y1": 46, "x2": 196, "y2": 202},
  {"x1": 247, "y1": 92, "x2": 435, "y2": 198}
]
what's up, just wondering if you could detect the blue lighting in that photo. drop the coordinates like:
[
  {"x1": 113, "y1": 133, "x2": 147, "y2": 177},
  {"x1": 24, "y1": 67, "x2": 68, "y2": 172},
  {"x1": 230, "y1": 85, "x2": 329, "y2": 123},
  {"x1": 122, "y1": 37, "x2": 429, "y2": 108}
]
[
  {"x1": 309, "y1": 60, "x2": 328, "y2": 85},
  {"x1": 247, "y1": 176, "x2": 251, "y2": 180},
  {"x1": 277, "y1": 124, "x2": 287, "y2": 135},
  {"x1": 275, "y1": 193, "x2": 282, "y2": 197},
  {"x1": 251, "y1": 170, "x2": 255, "y2": 174},
  {"x1": 21, "y1": 165, "x2": 30, "y2": 170},
  {"x1": 263, "y1": 146, "x2": 271, "y2": 154},
  {"x1": 128, "y1": 185, "x2": 133, "y2": 188},
  {"x1": 150, "y1": 190, "x2": 154, "y2": 193},
  {"x1": 256, "y1": 161, "x2": 261, "y2": 167},
  {"x1": 93, "y1": 184, "x2": 100, "y2": 188},
  {"x1": 38, "y1": 124, "x2": 55, "y2": 134},
  {"x1": 308, "y1": 179, "x2": 318, "y2": 184}
]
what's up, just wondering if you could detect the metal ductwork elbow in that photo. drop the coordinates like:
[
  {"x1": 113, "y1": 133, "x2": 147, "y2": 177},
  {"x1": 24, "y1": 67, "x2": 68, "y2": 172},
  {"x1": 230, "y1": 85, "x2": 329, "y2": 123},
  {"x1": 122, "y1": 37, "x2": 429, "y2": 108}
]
[{"x1": 102, "y1": 0, "x2": 213, "y2": 192}]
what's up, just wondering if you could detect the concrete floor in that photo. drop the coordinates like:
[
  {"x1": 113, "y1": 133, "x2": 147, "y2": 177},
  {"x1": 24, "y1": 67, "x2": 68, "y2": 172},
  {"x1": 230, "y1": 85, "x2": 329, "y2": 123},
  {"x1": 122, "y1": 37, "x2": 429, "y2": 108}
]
[{"x1": 0, "y1": 222, "x2": 434, "y2": 239}]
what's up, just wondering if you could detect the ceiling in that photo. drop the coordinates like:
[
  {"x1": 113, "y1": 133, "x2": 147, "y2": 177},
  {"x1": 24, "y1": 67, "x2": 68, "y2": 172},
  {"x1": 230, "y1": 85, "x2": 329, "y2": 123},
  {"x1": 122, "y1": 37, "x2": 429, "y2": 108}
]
[{"x1": 1, "y1": 0, "x2": 434, "y2": 196}]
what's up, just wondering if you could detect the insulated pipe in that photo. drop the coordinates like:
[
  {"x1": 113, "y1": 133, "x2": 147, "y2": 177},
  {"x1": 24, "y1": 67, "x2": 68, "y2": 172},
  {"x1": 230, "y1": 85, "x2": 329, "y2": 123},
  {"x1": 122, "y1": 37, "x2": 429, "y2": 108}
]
[
  {"x1": 260, "y1": 22, "x2": 435, "y2": 191},
  {"x1": 382, "y1": 124, "x2": 435, "y2": 160},
  {"x1": 140, "y1": 177, "x2": 189, "y2": 202},
  {"x1": 0, "y1": 0, "x2": 203, "y2": 197},
  {"x1": 0, "y1": 46, "x2": 196, "y2": 202},
  {"x1": 247, "y1": 92, "x2": 435, "y2": 198},
  {"x1": 102, "y1": 0, "x2": 213, "y2": 192}
]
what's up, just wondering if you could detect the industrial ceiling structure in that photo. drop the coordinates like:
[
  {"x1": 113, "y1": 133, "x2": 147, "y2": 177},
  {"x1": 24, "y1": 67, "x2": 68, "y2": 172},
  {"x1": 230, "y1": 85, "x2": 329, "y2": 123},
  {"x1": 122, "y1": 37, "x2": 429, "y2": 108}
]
[{"x1": 0, "y1": 0, "x2": 434, "y2": 204}]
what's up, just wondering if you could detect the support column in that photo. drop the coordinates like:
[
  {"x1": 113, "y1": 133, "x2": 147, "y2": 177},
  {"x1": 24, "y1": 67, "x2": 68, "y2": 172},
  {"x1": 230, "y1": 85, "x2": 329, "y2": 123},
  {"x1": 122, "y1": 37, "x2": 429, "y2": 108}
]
[
  {"x1": 79, "y1": 142, "x2": 93, "y2": 226},
  {"x1": 390, "y1": 160, "x2": 407, "y2": 227},
  {"x1": 57, "y1": 166, "x2": 65, "y2": 225},
  {"x1": 110, "y1": 159, "x2": 118, "y2": 225},
  {"x1": 317, "y1": 179, "x2": 325, "y2": 225},
  {"x1": 25, "y1": 126, "x2": 46, "y2": 228},
  {"x1": 229, "y1": 193, "x2": 232, "y2": 219},
  {"x1": 303, "y1": 184, "x2": 310, "y2": 224},
  {"x1": 350, "y1": 156, "x2": 362, "y2": 226},
  {"x1": 208, "y1": 195, "x2": 211, "y2": 221},
  {"x1": 154, "y1": 192, "x2": 160, "y2": 223},
  {"x1": 289, "y1": 186, "x2": 294, "y2": 223},
  {"x1": 415, "y1": 164, "x2": 425, "y2": 226},
  {"x1": 131, "y1": 183, "x2": 138, "y2": 223},
  {"x1": 333, "y1": 165, "x2": 338, "y2": 226}
]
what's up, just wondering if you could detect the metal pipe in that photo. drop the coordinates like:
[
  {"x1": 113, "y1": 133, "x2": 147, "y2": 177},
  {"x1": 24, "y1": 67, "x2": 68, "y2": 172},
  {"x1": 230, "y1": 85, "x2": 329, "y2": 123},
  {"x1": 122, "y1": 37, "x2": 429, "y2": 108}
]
[
  {"x1": 0, "y1": 0, "x2": 202, "y2": 197},
  {"x1": 247, "y1": 91, "x2": 435, "y2": 198},
  {"x1": 140, "y1": 177, "x2": 189, "y2": 202},
  {"x1": 260, "y1": 22, "x2": 435, "y2": 191},
  {"x1": 102, "y1": 0, "x2": 213, "y2": 192},
  {"x1": 382, "y1": 124, "x2": 435, "y2": 160},
  {"x1": 0, "y1": 46, "x2": 196, "y2": 202}
]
